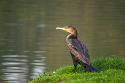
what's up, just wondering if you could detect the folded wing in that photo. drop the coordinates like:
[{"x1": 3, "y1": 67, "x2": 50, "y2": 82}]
[{"x1": 67, "y1": 38, "x2": 90, "y2": 65}]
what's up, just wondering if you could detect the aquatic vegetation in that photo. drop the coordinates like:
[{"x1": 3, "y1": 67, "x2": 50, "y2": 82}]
[{"x1": 30, "y1": 57, "x2": 125, "y2": 83}]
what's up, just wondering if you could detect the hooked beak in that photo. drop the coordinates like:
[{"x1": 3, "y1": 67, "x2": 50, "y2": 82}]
[{"x1": 56, "y1": 27, "x2": 69, "y2": 33}]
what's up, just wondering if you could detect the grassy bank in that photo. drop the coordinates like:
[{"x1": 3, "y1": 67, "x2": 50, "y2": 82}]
[{"x1": 30, "y1": 58, "x2": 125, "y2": 83}]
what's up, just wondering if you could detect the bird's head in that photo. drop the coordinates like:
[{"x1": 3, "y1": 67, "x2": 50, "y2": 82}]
[{"x1": 56, "y1": 26, "x2": 77, "y2": 37}]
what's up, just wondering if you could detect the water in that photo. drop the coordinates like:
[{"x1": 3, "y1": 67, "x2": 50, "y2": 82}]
[{"x1": 0, "y1": 0, "x2": 125, "y2": 83}]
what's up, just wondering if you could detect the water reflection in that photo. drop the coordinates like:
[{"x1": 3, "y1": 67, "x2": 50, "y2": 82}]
[
  {"x1": 1, "y1": 53, "x2": 46, "y2": 83},
  {"x1": 0, "y1": 26, "x2": 46, "y2": 83}
]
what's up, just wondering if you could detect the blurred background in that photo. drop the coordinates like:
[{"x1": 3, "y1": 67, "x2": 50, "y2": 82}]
[{"x1": 0, "y1": 0, "x2": 125, "y2": 83}]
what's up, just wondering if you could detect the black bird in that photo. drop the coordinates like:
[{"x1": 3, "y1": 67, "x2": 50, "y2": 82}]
[{"x1": 56, "y1": 26, "x2": 98, "y2": 72}]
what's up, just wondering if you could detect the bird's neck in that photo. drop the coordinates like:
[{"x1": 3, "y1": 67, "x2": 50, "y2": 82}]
[
  {"x1": 66, "y1": 34, "x2": 77, "y2": 44},
  {"x1": 66, "y1": 34, "x2": 77, "y2": 39}
]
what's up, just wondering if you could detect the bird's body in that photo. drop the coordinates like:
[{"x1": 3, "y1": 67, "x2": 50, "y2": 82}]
[
  {"x1": 66, "y1": 34, "x2": 90, "y2": 65},
  {"x1": 56, "y1": 26, "x2": 98, "y2": 72}
]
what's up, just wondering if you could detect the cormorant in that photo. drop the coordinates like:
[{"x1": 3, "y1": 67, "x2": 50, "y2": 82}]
[{"x1": 56, "y1": 26, "x2": 98, "y2": 72}]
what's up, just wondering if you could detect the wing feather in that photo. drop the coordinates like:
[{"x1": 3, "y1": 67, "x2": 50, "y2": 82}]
[{"x1": 67, "y1": 38, "x2": 90, "y2": 65}]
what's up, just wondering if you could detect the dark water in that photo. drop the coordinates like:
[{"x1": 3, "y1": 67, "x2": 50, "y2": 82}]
[{"x1": 0, "y1": 0, "x2": 125, "y2": 83}]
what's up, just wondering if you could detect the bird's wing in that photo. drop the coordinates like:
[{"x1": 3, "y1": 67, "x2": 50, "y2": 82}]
[{"x1": 67, "y1": 38, "x2": 90, "y2": 65}]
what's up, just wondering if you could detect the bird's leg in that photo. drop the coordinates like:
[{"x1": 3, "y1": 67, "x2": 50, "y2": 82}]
[
  {"x1": 72, "y1": 58, "x2": 79, "y2": 72},
  {"x1": 70, "y1": 53, "x2": 78, "y2": 70},
  {"x1": 79, "y1": 61, "x2": 85, "y2": 71},
  {"x1": 73, "y1": 61, "x2": 78, "y2": 70}
]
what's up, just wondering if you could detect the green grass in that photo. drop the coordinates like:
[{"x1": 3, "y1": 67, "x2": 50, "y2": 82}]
[{"x1": 30, "y1": 57, "x2": 125, "y2": 83}]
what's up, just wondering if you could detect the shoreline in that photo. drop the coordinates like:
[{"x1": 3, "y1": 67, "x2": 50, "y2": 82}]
[{"x1": 30, "y1": 57, "x2": 125, "y2": 83}]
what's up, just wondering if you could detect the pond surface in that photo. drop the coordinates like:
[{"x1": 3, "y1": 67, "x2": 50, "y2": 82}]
[{"x1": 0, "y1": 0, "x2": 125, "y2": 83}]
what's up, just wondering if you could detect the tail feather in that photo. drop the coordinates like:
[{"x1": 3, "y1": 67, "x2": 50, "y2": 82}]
[{"x1": 84, "y1": 65, "x2": 99, "y2": 72}]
